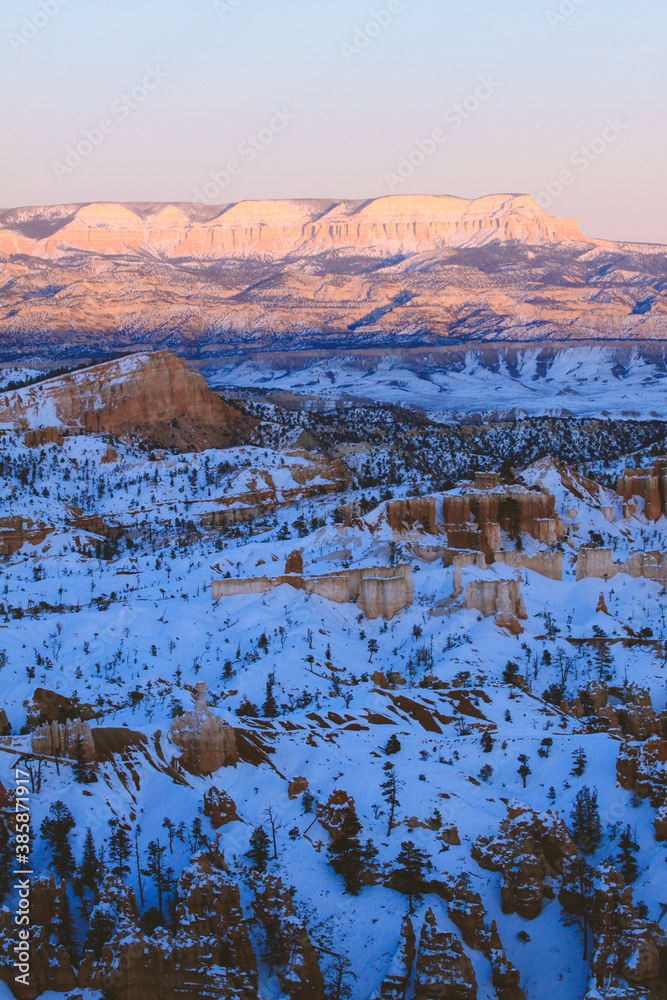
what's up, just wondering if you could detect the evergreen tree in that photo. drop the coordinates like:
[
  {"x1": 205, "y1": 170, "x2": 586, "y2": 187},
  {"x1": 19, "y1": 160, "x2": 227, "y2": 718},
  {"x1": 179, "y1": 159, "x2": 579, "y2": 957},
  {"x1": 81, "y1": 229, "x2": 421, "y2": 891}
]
[
  {"x1": 327, "y1": 812, "x2": 378, "y2": 896},
  {"x1": 384, "y1": 734, "x2": 401, "y2": 755},
  {"x1": 248, "y1": 826, "x2": 270, "y2": 871},
  {"x1": 571, "y1": 747, "x2": 587, "y2": 776},
  {"x1": 56, "y1": 888, "x2": 79, "y2": 964},
  {"x1": 40, "y1": 801, "x2": 76, "y2": 881},
  {"x1": 142, "y1": 839, "x2": 173, "y2": 917},
  {"x1": 547, "y1": 786, "x2": 557, "y2": 804},
  {"x1": 517, "y1": 753, "x2": 531, "y2": 788},
  {"x1": 108, "y1": 820, "x2": 132, "y2": 877},
  {"x1": 75, "y1": 828, "x2": 100, "y2": 899},
  {"x1": 394, "y1": 840, "x2": 433, "y2": 914},
  {"x1": 481, "y1": 731, "x2": 494, "y2": 753},
  {"x1": 381, "y1": 763, "x2": 401, "y2": 836},
  {"x1": 262, "y1": 676, "x2": 279, "y2": 718},
  {"x1": 616, "y1": 825, "x2": 639, "y2": 883},
  {"x1": 84, "y1": 909, "x2": 116, "y2": 960},
  {"x1": 570, "y1": 786, "x2": 602, "y2": 853},
  {"x1": 72, "y1": 734, "x2": 97, "y2": 784}
]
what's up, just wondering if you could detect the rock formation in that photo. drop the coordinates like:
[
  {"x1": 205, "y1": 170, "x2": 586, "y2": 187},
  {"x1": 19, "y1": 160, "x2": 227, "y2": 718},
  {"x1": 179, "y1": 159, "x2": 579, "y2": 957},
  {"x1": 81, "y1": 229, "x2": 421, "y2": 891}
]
[
  {"x1": 316, "y1": 789, "x2": 359, "y2": 841},
  {"x1": 288, "y1": 776, "x2": 309, "y2": 800},
  {"x1": 414, "y1": 908, "x2": 477, "y2": 1000},
  {"x1": 0, "y1": 351, "x2": 251, "y2": 452},
  {"x1": 379, "y1": 915, "x2": 416, "y2": 1000},
  {"x1": 285, "y1": 549, "x2": 304, "y2": 574},
  {"x1": 77, "y1": 855, "x2": 258, "y2": 999},
  {"x1": 616, "y1": 460, "x2": 667, "y2": 520},
  {"x1": 251, "y1": 875, "x2": 326, "y2": 1000},
  {"x1": 472, "y1": 803, "x2": 578, "y2": 920},
  {"x1": 387, "y1": 497, "x2": 437, "y2": 533},
  {"x1": 563, "y1": 682, "x2": 665, "y2": 740},
  {"x1": 3, "y1": 196, "x2": 667, "y2": 360},
  {"x1": 212, "y1": 564, "x2": 413, "y2": 620},
  {"x1": 170, "y1": 683, "x2": 238, "y2": 774},
  {"x1": 576, "y1": 546, "x2": 667, "y2": 583},
  {"x1": 0, "y1": 517, "x2": 53, "y2": 556},
  {"x1": 202, "y1": 786, "x2": 240, "y2": 828},
  {"x1": 459, "y1": 578, "x2": 527, "y2": 631},
  {"x1": 617, "y1": 737, "x2": 667, "y2": 827},
  {"x1": 31, "y1": 718, "x2": 95, "y2": 760}
]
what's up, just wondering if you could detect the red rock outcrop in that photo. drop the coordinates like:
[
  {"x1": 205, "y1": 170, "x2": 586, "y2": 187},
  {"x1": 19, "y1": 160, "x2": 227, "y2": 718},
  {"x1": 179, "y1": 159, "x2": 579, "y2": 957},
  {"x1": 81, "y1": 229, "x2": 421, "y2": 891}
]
[
  {"x1": 0, "y1": 351, "x2": 251, "y2": 451},
  {"x1": 414, "y1": 908, "x2": 477, "y2": 1000},
  {"x1": 251, "y1": 875, "x2": 325, "y2": 1000},
  {"x1": 616, "y1": 459, "x2": 667, "y2": 520},
  {"x1": 617, "y1": 738, "x2": 667, "y2": 835},
  {"x1": 0, "y1": 876, "x2": 78, "y2": 999},
  {"x1": 0, "y1": 516, "x2": 53, "y2": 555},
  {"x1": 387, "y1": 497, "x2": 437, "y2": 533},
  {"x1": 316, "y1": 789, "x2": 359, "y2": 842},
  {"x1": 31, "y1": 717, "x2": 95, "y2": 760},
  {"x1": 78, "y1": 856, "x2": 258, "y2": 999},
  {"x1": 472, "y1": 803, "x2": 578, "y2": 920},
  {"x1": 460, "y1": 579, "x2": 527, "y2": 631},
  {"x1": 202, "y1": 786, "x2": 240, "y2": 828},
  {"x1": 285, "y1": 549, "x2": 304, "y2": 574},
  {"x1": 170, "y1": 683, "x2": 238, "y2": 774}
]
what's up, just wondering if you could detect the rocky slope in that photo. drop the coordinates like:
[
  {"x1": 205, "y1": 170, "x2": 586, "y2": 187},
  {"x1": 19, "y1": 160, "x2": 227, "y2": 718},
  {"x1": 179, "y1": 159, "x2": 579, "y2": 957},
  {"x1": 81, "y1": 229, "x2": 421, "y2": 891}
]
[
  {"x1": 0, "y1": 195, "x2": 665, "y2": 360},
  {"x1": 0, "y1": 349, "x2": 252, "y2": 450}
]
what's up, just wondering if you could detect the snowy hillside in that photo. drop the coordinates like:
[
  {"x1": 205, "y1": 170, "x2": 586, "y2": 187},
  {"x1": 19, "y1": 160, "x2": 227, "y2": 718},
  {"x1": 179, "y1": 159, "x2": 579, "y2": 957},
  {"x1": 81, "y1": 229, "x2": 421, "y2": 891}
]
[{"x1": 0, "y1": 365, "x2": 666, "y2": 1000}]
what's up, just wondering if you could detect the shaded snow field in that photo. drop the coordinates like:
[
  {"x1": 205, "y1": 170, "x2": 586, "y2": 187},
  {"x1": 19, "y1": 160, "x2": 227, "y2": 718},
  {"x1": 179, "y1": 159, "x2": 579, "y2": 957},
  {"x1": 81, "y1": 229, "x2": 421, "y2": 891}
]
[
  {"x1": 0, "y1": 430, "x2": 666, "y2": 998},
  {"x1": 203, "y1": 346, "x2": 667, "y2": 421}
]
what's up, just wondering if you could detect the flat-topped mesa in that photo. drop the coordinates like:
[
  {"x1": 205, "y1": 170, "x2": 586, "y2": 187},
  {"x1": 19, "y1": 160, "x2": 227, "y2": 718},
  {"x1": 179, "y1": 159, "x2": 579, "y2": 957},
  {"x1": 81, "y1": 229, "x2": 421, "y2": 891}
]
[
  {"x1": 0, "y1": 194, "x2": 583, "y2": 260},
  {"x1": 616, "y1": 459, "x2": 667, "y2": 521},
  {"x1": 0, "y1": 349, "x2": 251, "y2": 451}
]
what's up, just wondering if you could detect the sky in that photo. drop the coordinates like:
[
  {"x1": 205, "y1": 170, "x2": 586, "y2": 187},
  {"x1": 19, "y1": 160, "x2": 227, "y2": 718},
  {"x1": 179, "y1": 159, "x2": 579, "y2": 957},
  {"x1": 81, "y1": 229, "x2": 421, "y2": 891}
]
[{"x1": 1, "y1": 0, "x2": 665, "y2": 243}]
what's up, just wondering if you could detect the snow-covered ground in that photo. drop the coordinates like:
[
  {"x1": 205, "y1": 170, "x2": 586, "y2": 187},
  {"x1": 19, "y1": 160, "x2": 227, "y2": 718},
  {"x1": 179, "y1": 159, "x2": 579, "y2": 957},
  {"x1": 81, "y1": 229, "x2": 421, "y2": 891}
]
[
  {"x1": 203, "y1": 346, "x2": 667, "y2": 421},
  {"x1": 0, "y1": 409, "x2": 665, "y2": 998}
]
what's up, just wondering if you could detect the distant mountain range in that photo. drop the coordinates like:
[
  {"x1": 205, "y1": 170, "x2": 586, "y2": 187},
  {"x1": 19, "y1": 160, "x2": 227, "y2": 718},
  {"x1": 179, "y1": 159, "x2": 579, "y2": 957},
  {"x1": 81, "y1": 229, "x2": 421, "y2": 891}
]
[{"x1": 0, "y1": 194, "x2": 665, "y2": 361}]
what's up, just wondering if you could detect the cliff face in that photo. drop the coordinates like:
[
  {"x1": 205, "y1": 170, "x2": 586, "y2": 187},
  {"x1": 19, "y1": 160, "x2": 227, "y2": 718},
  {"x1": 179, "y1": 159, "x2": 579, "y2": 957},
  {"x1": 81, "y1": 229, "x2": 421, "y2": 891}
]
[
  {"x1": 0, "y1": 196, "x2": 665, "y2": 360},
  {"x1": 0, "y1": 350, "x2": 251, "y2": 450}
]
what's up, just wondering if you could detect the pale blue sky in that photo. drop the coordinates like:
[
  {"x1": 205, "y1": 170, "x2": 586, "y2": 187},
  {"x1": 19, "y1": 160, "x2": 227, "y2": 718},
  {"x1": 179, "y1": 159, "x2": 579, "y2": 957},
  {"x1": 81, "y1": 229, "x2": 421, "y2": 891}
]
[{"x1": 1, "y1": 0, "x2": 665, "y2": 242}]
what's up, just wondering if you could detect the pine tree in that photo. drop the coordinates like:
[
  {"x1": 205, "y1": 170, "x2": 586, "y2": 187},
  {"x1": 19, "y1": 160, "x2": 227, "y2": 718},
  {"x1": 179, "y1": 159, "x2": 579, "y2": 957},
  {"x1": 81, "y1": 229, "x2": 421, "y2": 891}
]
[
  {"x1": 75, "y1": 828, "x2": 100, "y2": 899},
  {"x1": 481, "y1": 731, "x2": 494, "y2": 753},
  {"x1": 262, "y1": 676, "x2": 279, "y2": 719},
  {"x1": 327, "y1": 812, "x2": 375, "y2": 896},
  {"x1": 384, "y1": 734, "x2": 401, "y2": 755},
  {"x1": 381, "y1": 763, "x2": 401, "y2": 836},
  {"x1": 41, "y1": 801, "x2": 76, "y2": 881},
  {"x1": 72, "y1": 734, "x2": 97, "y2": 784},
  {"x1": 547, "y1": 786, "x2": 557, "y2": 804},
  {"x1": 142, "y1": 839, "x2": 173, "y2": 917},
  {"x1": 248, "y1": 826, "x2": 270, "y2": 871},
  {"x1": 616, "y1": 825, "x2": 639, "y2": 883},
  {"x1": 571, "y1": 747, "x2": 587, "y2": 776},
  {"x1": 56, "y1": 887, "x2": 78, "y2": 964},
  {"x1": 570, "y1": 786, "x2": 602, "y2": 853},
  {"x1": 394, "y1": 840, "x2": 433, "y2": 914},
  {"x1": 517, "y1": 753, "x2": 531, "y2": 788},
  {"x1": 108, "y1": 820, "x2": 132, "y2": 877}
]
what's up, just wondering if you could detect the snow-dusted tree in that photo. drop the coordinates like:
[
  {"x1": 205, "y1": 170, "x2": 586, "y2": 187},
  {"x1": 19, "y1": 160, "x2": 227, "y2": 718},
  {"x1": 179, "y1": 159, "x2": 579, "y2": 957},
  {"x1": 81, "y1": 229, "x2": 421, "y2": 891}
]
[
  {"x1": 616, "y1": 825, "x2": 639, "y2": 883},
  {"x1": 481, "y1": 731, "x2": 494, "y2": 753},
  {"x1": 41, "y1": 801, "x2": 76, "y2": 881},
  {"x1": 74, "y1": 828, "x2": 100, "y2": 900},
  {"x1": 384, "y1": 734, "x2": 401, "y2": 755},
  {"x1": 393, "y1": 840, "x2": 433, "y2": 914},
  {"x1": 262, "y1": 675, "x2": 279, "y2": 718},
  {"x1": 108, "y1": 820, "x2": 132, "y2": 877},
  {"x1": 517, "y1": 754, "x2": 531, "y2": 788},
  {"x1": 73, "y1": 734, "x2": 97, "y2": 784},
  {"x1": 381, "y1": 763, "x2": 401, "y2": 836},
  {"x1": 142, "y1": 839, "x2": 173, "y2": 917},
  {"x1": 571, "y1": 747, "x2": 587, "y2": 777},
  {"x1": 248, "y1": 826, "x2": 270, "y2": 872},
  {"x1": 570, "y1": 786, "x2": 602, "y2": 853}
]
